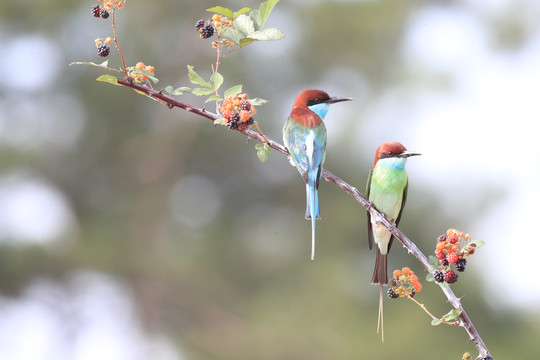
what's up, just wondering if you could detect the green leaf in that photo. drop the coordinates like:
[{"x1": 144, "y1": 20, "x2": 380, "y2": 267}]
[
  {"x1": 234, "y1": 7, "x2": 251, "y2": 18},
  {"x1": 165, "y1": 86, "x2": 192, "y2": 95},
  {"x1": 192, "y1": 87, "x2": 215, "y2": 96},
  {"x1": 441, "y1": 308, "x2": 462, "y2": 322},
  {"x1": 249, "y1": 97, "x2": 268, "y2": 106},
  {"x1": 428, "y1": 255, "x2": 440, "y2": 267},
  {"x1": 96, "y1": 74, "x2": 120, "y2": 86},
  {"x1": 214, "y1": 118, "x2": 227, "y2": 126},
  {"x1": 425, "y1": 273, "x2": 435, "y2": 282},
  {"x1": 210, "y1": 72, "x2": 223, "y2": 91},
  {"x1": 256, "y1": 143, "x2": 272, "y2": 162},
  {"x1": 259, "y1": 0, "x2": 280, "y2": 28},
  {"x1": 431, "y1": 319, "x2": 442, "y2": 326},
  {"x1": 205, "y1": 95, "x2": 223, "y2": 103},
  {"x1": 239, "y1": 38, "x2": 257, "y2": 47},
  {"x1": 223, "y1": 27, "x2": 243, "y2": 45},
  {"x1": 207, "y1": 6, "x2": 234, "y2": 19},
  {"x1": 248, "y1": 28, "x2": 284, "y2": 41},
  {"x1": 224, "y1": 84, "x2": 243, "y2": 99},
  {"x1": 70, "y1": 60, "x2": 110, "y2": 69},
  {"x1": 187, "y1": 65, "x2": 211, "y2": 88},
  {"x1": 249, "y1": 10, "x2": 262, "y2": 31},
  {"x1": 234, "y1": 14, "x2": 255, "y2": 36}
]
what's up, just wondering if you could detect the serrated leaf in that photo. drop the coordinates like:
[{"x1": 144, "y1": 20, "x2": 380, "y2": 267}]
[
  {"x1": 248, "y1": 28, "x2": 284, "y2": 41},
  {"x1": 96, "y1": 74, "x2": 120, "y2": 86},
  {"x1": 234, "y1": 14, "x2": 255, "y2": 36},
  {"x1": 192, "y1": 87, "x2": 215, "y2": 96},
  {"x1": 187, "y1": 65, "x2": 211, "y2": 88},
  {"x1": 234, "y1": 7, "x2": 251, "y2": 18},
  {"x1": 431, "y1": 319, "x2": 442, "y2": 326},
  {"x1": 223, "y1": 27, "x2": 243, "y2": 45},
  {"x1": 207, "y1": 6, "x2": 234, "y2": 19},
  {"x1": 224, "y1": 84, "x2": 243, "y2": 99},
  {"x1": 259, "y1": 0, "x2": 280, "y2": 28},
  {"x1": 249, "y1": 10, "x2": 262, "y2": 31},
  {"x1": 210, "y1": 72, "x2": 223, "y2": 91},
  {"x1": 214, "y1": 118, "x2": 227, "y2": 126},
  {"x1": 257, "y1": 144, "x2": 272, "y2": 162},
  {"x1": 205, "y1": 95, "x2": 223, "y2": 103},
  {"x1": 249, "y1": 98, "x2": 268, "y2": 106},
  {"x1": 166, "y1": 86, "x2": 192, "y2": 95}
]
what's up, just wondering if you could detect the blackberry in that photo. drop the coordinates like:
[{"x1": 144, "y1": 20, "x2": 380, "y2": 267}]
[
  {"x1": 97, "y1": 44, "x2": 110, "y2": 57},
  {"x1": 246, "y1": 117, "x2": 254, "y2": 125},
  {"x1": 200, "y1": 24, "x2": 214, "y2": 39},
  {"x1": 91, "y1": 4, "x2": 101, "y2": 18},
  {"x1": 226, "y1": 112, "x2": 240, "y2": 129},
  {"x1": 440, "y1": 258, "x2": 449, "y2": 267},
  {"x1": 226, "y1": 120, "x2": 238, "y2": 129},
  {"x1": 444, "y1": 270, "x2": 458, "y2": 284},
  {"x1": 456, "y1": 258, "x2": 467, "y2": 272},
  {"x1": 195, "y1": 19, "x2": 205, "y2": 31},
  {"x1": 100, "y1": 9, "x2": 110, "y2": 19},
  {"x1": 437, "y1": 235, "x2": 446, "y2": 242},
  {"x1": 241, "y1": 101, "x2": 251, "y2": 111},
  {"x1": 433, "y1": 270, "x2": 444, "y2": 283},
  {"x1": 387, "y1": 288, "x2": 399, "y2": 299},
  {"x1": 237, "y1": 122, "x2": 248, "y2": 132}
]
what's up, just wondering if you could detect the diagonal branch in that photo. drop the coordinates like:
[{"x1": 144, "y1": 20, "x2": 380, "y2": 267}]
[{"x1": 114, "y1": 77, "x2": 493, "y2": 360}]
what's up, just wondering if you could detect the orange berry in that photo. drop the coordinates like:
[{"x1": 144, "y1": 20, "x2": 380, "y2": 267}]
[
  {"x1": 410, "y1": 274, "x2": 418, "y2": 283},
  {"x1": 393, "y1": 270, "x2": 401, "y2": 278},
  {"x1": 402, "y1": 267, "x2": 412, "y2": 276},
  {"x1": 414, "y1": 282, "x2": 422, "y2": 292},
  {"x1": 239, "y1": 110, "x2": 251, "y2": 122},
  {"x1": 436, "y1": 242, "x2": 446, "y2": 251},
  {"x1": 233, "y1": 99, "x2": 242, "y2": 107},
  {"x1": 136, "y1": 62, "x2": 145, "y2": 70}
]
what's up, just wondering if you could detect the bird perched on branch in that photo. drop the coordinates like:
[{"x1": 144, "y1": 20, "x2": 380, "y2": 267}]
[
  {"x1": 283, "y1": 89, "x2": 352, "y2": 260},
  {"x1": 366, "y1": 141, "x2": 420, "y2": 341}
]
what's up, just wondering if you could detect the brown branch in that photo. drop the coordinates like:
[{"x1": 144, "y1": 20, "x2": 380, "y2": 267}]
[{"x1": 113, "y1": 78, "x2": 493, "y2": 360}]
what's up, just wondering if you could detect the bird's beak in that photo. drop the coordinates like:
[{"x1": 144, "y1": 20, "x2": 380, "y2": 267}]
[
  {"x1": 400, "y1": 152, "x2": 421, "y2": 158},
  {"x1": 327, "y1": 96, "x2": 353, "y2": 104}
]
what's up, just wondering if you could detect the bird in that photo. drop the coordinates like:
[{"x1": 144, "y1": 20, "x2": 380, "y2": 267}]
[
  {"x1": 366, "y1": 141, "x2": 420, "y2": 341},
  {"x1": 283, "y1": 89, "x2": 352, "y2": 260}
]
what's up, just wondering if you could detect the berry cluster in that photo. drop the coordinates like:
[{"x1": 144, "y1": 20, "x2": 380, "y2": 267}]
[
  {"x1": 91, "y1": 1, "x2": 124, "y2": 19},
  {"x1": 95, "y1": 37, "x2": 112, "y2": 57},
  {"x1": 433, "y1": 229, "x2": 477, "y2": 284},
  {"x1": 128, "y1": 62, "x2": 155, "y2": 84},
  {"x1": 195, "y1": 14, "x2": 234, "y2": 40},
  {"x1": 219, "y1": 94, "x2": 256, "y2": 131},
  {"x1": 388, "y1": 267, "x2": 422, "y2": 299}
]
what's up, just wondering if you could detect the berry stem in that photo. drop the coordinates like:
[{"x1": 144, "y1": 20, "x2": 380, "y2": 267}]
[
  {"x1": 407, "y1": 295, "x2": 459, "y2": 326},
  {"x1": 111, "y1": 9, "x2": 128, "y2": 78},
  {"x1": 111, "y1": 78, "x2": 492, "y2": 359}
]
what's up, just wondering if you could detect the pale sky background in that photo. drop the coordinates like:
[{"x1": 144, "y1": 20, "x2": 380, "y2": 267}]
[{"x1": 0, "y1": 0, "x2": 539, "y2": 358}]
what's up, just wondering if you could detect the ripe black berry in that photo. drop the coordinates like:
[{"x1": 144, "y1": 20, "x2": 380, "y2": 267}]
[
  {"x1": 387, "y1": 288, "x2": 399, "y2": 299},
  {"x1": 200, "y1": 24, "x2": 214, "y2": 39},
  {"x1": 100, "y1": 9, "x2": 110, "y2": 19},
  {"x1": 91, "y1": 5, "x2": 101, "y2": 18},
  {"x1": 433, "y1": 270, "x2": 444, "y2": 283},
  {"x1": 241, "y1": 101, "x2": 251, "y2": 111},
  {"x1": 444, "y1": 270, "x2": 458, "y2": 284},
  {"x1": 195, "y1": 19, "x2": 205, "y2": 31},
  {"x1": 246, "y1": 117, "x2": 254, "y2": 125},
  {"x1": 456, "y1": 258, "x2": 467, "y2": 272},
  {"x1": 97, "y1": 44, "x2": 110, "y2": 57}
]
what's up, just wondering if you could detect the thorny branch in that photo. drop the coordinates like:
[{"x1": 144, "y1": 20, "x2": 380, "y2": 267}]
[{"x1": 114, "y1": 77, "x2": 493, "y2": 360}]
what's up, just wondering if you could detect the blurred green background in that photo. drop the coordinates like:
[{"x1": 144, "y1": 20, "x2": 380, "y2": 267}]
[{"x1": 0, "y1": 0, "x2": 539, "y2": 359}]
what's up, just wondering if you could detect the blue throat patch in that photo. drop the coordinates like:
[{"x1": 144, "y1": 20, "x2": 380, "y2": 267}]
[
  {"x1": 378, "y1": 157, "x2": 407, "y2": 170},
  {"x1": 308, "y1": 103, "x2": 330, "y2": 119}
]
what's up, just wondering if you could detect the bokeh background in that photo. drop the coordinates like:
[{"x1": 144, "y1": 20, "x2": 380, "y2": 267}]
[{"x1": 1, "y1": 0, "x2": 539, "y2": 359}]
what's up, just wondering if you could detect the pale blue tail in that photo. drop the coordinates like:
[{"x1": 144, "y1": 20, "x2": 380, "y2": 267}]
[{"x1": 305, "y1": 178, "x2": 319, "y2": 260}]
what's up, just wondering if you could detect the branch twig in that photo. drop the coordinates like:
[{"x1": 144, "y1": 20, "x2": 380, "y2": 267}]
[{"x1": 113, "y1": 78, "x2": 493, "y2": 360}]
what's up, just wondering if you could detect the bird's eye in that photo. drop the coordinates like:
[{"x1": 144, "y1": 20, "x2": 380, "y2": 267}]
[
  {"x1": 314, "y1": 98, "x2": 321, "y2": 104},
  {"x1": 387, "y1": 151, "x2": 393, "y2": 156}
]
